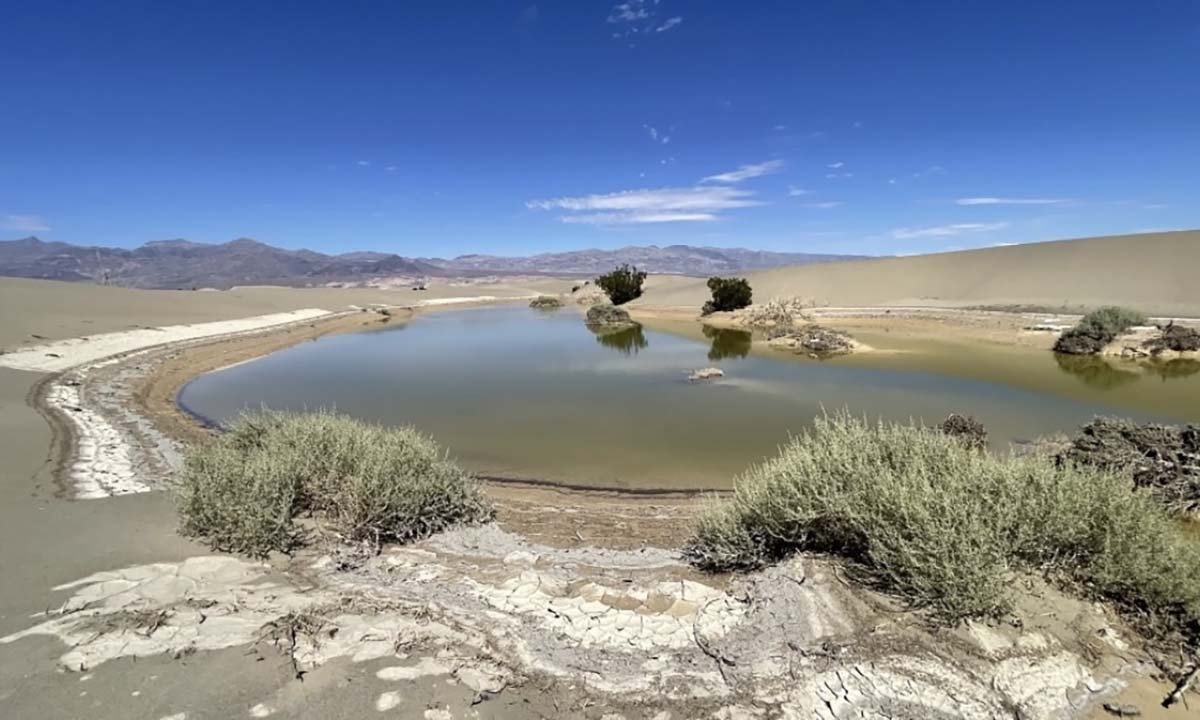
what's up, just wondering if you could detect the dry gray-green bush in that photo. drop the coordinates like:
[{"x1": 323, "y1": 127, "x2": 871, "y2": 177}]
[
  {"x1": 1054, "y1": 306, "x2": 1148, "y2": 355},
  {"x1": 684, "y1": 413, "x2": 1200, "y2": 636},
  {"x1": 529, "y1": 295, "x2": 564, "y2": 310},
  {"x1": 177, "y1": 410, "x2": 492, "y2": 557}
]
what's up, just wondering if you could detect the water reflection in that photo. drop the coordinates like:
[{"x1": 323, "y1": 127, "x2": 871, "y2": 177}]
[
  {"x1": 1053, "y1": 353, "x2": 1141, "y2": 389},
  {"x1": 703, "y1": 325, "x2": 752, "y2": 361},
  {"x1": 591, "y1": 325, "x2": 648, "y2": 356},
  {"x1": 1148, "y1": 359, "x2": 1200, "y2": 381},
  {"x1": 1054, "y1": 353, "x2": 1200, "y2": 389}
]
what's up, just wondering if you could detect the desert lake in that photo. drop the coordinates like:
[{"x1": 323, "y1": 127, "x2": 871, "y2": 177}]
[{"x1": 178, "y1": 305, "x2": 1200, "y2": 490}]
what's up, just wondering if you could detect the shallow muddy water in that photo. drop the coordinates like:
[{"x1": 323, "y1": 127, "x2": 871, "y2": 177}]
[{"x1": 179, "y1": 306, "x2": 1200, "y2": 490}]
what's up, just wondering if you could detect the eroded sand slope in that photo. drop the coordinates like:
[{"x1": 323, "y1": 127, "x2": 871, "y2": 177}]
[{"x1": 634, "y1": 230, "x2": 1200, "y2": 316}]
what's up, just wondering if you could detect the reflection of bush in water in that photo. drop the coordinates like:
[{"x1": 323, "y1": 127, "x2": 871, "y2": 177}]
[
  {"x1": 702, "y1": 325, "x2": 752, "y2": 361},
  {"x1": 1148, "y1": 358, "x2": 1200, "y2": 381},
  {"x1": 593, "y1": 325, "x2": 648, "y2": 355},
  {"x1": 1053, "y1": 353, "x2": 1140, "y2": 389}
]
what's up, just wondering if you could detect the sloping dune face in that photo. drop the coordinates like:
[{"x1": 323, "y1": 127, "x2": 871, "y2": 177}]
[{"x1": 636, "y1": 230, "x2": 1200, "y2": 316}]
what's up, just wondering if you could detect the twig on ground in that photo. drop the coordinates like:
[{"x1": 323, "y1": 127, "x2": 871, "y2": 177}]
[{"x1": 1162, "y1": 660, "x2": 1199, "y2": 709}]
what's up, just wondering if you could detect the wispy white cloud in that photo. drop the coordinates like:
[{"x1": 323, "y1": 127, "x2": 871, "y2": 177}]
[
  {"x1": 528, "y1": 185, "x2": 762, "y2": 225},
  {"x1": 1141, "y1": 203, "x2": 1167, "y2": 210},
  {"x1": 911, "y1": 165, "x2": 946, "y2": 180},
  {"x1": 643, "y1": 124, "x2": 670, "y2": 144},
  {"x1": 825, "y1": 172, "x2": 853, "y2": 179},
  {"x1": 356, "y1": 160, "x2": 372, "y2": 167},
  {"x1": 1, "y1": 214, "x2": 51, "y2": 232},
  {"x1": 385, "y1": 165, "x2": 397, "y2": 172},
  {"x1": 656, "y1": 16, "x2": 682, "y2": 32},
  {"x1": 787, "y1": 186, "x2": 810, "y2": 196},
  {"x1": 890, "y1": 222, "x2": 1007, "y2": 240},
  {"x1": 563, "y1": 211, "x2": 715, "y2": 224},
  {"x1": 956, "y1": 197, "x2": 1068, "y2": 206},
  {"x1": 802, "y1": 201, "x2": 844, "y2": 209},
  {"x1": 608, "y1": 1, "x2": 681, "y2": 38},
  {"x1": 701, "y1": 159, "x2": 784, "y2": 184},
  {"x1": 608, "y1": 0, "x2": 650, "y2": 22},
  {"x1": 826, "y1": 161, "x2": 844, "y2": 169}
]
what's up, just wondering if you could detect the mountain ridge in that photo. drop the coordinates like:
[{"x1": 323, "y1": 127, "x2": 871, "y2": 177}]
[{"x1": 0, "y1": 236, "x2": 863, "y2": 289}]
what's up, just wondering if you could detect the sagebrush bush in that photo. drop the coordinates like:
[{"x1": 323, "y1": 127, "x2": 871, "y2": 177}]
[
  {"x1": 1055, "y1": 306, "x2": 1148, "y2": 355},
  {"x1": 684, "y1": 413, "x2": 1200, "y2": 631},
  {"x1": 703, "y1": 277, "x2": 753, "y2": 315},
  {"x1": 177, "y1": 410, "x2": 492, "y2": 557},
  {"x1": 529, "y1": 295, "x2": 563, "y2": 310},
  {"x1": 595, "y1": 264, "x2": 647, "y2": 305}
]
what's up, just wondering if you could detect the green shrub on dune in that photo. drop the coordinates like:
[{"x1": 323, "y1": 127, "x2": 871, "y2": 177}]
[
  {"x1": 177, "y1": 410, "x2": 492, "y2": 557},
  {"x1": 684, "y1": 412, "x2": 1200, "y2": 633},
  {"x1": 595, "y1": 264, "x2": 647, "y2": 305}
]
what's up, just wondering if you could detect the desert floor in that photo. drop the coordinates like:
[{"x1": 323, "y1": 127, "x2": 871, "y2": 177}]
[{"x1": 0, "y1": 252, "x2": 1195, "y2": 718}]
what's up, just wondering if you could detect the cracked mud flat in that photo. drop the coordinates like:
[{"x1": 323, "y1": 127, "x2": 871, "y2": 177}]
[
  {"x1": 29, "y1": 310, "x2": 379, "y2": 499},
  {"x1": 1, "y1": 523, "x2": 1153, "y2": 719}
]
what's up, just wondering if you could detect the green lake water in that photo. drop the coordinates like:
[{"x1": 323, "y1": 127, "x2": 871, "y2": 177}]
[{"x1": 178, "y1": 306, "x2": 1200, "y2": 490}]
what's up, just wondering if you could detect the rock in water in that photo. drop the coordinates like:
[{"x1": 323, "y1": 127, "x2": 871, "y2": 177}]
[{"x1": 688, "y1": 367, "x2": 724, "y2": 381}]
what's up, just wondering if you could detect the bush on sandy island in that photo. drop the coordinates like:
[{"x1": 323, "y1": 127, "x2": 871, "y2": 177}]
[
  {"x1": 1054, "y1": 306, "x2": 1148, "y2": 355},
  {"x1": 684, "y1": 412, "x2": 1200, "y2": 635},
  {"x1": 176, "y1": 410, "x2": 492, "y2": 557}
]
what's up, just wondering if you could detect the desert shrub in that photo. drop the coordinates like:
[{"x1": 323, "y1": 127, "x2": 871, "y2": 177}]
[
  {"x1": 529, "y1": 295, "x2": 563, "y2": 310},
  {"x1": 1061, "y1": 417, "x2": 1200, "y2": 518},
  {"x1": 595, "y1": 264, "x2": 647, "y2": 305},
  {"x1": 704, "y1": 277, "x2": 753, "y2": 315},
  {"x1": 1146, "y1": 322, "x2": 1200, "y2": 353},
  {"x1": 1054, "y1": 306, "x2": 1148, "y2": 355},
  {"x1": 684, "y1": 413, "x2": 1200, "y2": 630},
  {"x1": 938, "y1": 413, "x2": 988, "y2": 450},
  {"x1": 177, "y1": 410, "x2": 492, "y2": 557}
]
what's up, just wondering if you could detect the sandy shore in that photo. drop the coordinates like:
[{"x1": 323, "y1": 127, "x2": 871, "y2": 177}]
[{"x1": 0, "y1": 278, "x2": 1193, "y2": 718}]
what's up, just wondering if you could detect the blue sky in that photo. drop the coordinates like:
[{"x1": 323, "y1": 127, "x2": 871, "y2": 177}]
[{"x1": 1, "y1": 1, "x2": 1196, "y2": 258}]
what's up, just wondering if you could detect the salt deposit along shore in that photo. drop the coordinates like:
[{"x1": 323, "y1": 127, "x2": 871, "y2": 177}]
[{"x1": 0, "y1": 288, "x2": 1190, "y2": 719}]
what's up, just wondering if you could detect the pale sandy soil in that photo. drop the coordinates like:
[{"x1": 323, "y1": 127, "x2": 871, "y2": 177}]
[
  {"x1": 631, "y1": 230, "x2": 1200, "y2": 317},
  {"x1": 0, "y1": 275, "x2": 574, "y2": 350},
  {"x1": 1, "y1": 274, "x2": 1197, "y2": 718}
]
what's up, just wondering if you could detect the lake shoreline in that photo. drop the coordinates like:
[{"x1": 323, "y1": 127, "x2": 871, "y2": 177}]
[{"x1": 5, "y1": 294, "x2": 1192, "y2": 718}]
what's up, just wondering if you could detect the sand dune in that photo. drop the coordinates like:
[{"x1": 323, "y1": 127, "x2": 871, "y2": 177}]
[{"x1": 635, "y1": 230, "x2": 1200, "y2": 317}]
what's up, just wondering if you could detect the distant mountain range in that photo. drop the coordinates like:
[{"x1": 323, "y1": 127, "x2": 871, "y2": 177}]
[{"x1": 0, "y1": 236, "x2": 864, "y2": 289}]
